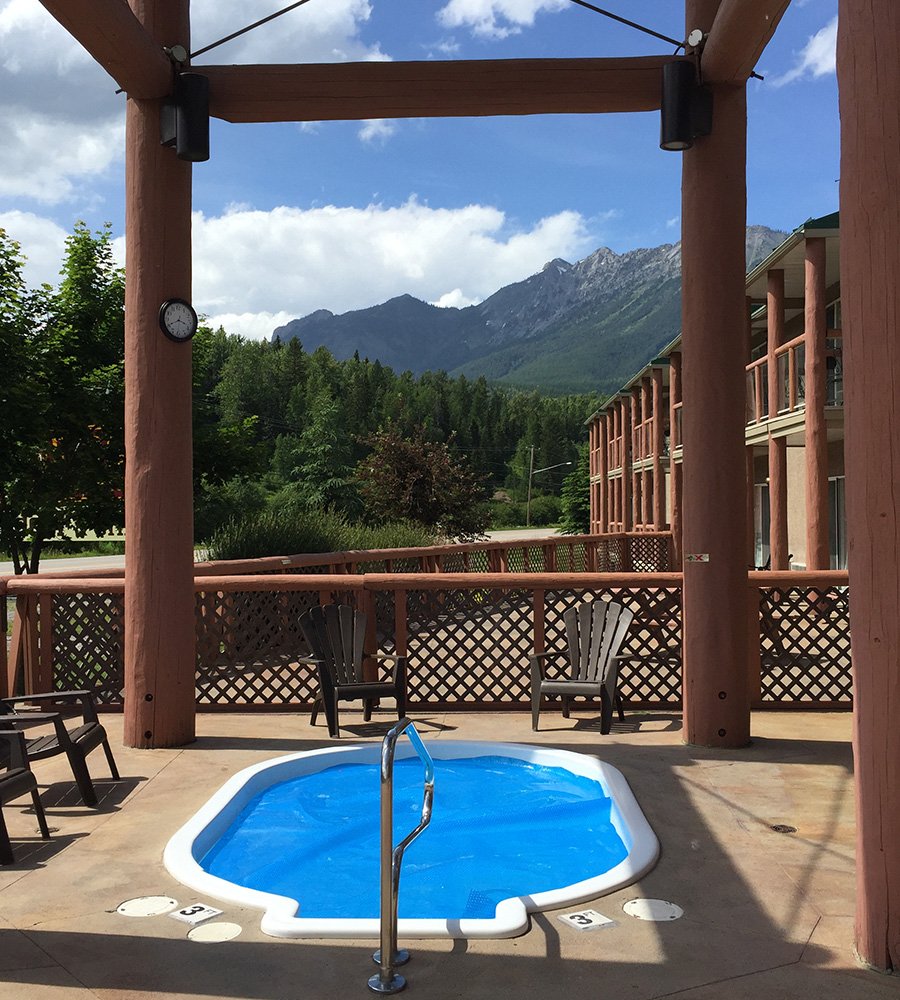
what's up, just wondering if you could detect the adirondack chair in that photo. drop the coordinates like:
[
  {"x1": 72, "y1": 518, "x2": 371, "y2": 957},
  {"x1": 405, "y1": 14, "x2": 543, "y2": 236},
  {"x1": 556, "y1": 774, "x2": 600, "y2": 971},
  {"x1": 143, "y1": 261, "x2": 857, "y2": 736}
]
[
  {"x1": 530, "y1": 599, "x2": 634, "y2": 734},
  {"x1": 299, "y1": 604, "x2": 407, "y2": 738},
  {"x1": 0, "y1": 691, "x2": 120, "y2": 807},
  {"x1": 0, "y1": 730, "x2": 51, "y2": 864}
]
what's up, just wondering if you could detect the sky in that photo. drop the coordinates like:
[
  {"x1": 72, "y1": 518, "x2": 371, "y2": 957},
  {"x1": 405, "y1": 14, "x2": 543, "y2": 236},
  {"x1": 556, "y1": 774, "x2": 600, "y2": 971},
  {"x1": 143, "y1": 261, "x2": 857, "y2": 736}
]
[{"x1": 0, "y1": 0, "x2": 839, "y2": 341}]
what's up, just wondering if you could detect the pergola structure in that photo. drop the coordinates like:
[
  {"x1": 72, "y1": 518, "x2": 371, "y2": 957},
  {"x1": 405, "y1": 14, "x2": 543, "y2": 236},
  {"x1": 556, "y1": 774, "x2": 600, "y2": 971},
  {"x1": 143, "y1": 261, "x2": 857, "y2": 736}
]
[{"x1": 36, "y1": 0, "x2": 900, "y2": 973}]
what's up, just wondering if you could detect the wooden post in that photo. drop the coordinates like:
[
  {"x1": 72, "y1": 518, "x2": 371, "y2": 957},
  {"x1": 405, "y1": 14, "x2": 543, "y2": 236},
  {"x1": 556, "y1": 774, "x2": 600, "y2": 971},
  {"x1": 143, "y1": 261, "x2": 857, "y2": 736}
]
[
  {"x1": 598, "y1": 415, "x2": 608, "y2": 533},
  {"x1": 669, "y1": 351, "x2": 683, "y2": 569},
  {"x1": 746, "y1": 446, "x2": 756, "y2": 566},
  {"x1": 652, "y1": 368, "x2": 665, "y2": 528},
  {"x1": 838, "y1": 0, "x2": 900, "y2": 971},
  {"x1": 622, "y1": 395, "x2": 633, "y2": 531},
  {"x1": 804, "y1": 237, "x2": 829, "y2": 569},
  {"x1": 681, "y1": 0, "x2": 750, "y2": 748},
  {"x1": 123, "y1": 0, "x2": 196, "y2": 748},
  {"x1": 767, "y1": 269, "x2": 789, "y2": 569}
]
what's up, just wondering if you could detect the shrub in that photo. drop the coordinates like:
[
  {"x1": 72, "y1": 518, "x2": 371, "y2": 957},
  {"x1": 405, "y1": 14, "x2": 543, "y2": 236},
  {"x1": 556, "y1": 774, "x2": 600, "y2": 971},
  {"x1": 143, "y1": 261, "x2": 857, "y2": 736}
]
[
  {"x1": 527, "y1": 494, "x2": 561, "y2": 526},
  {"x1": 205, "y1": 503, "x2": 436, "y2": 562}
]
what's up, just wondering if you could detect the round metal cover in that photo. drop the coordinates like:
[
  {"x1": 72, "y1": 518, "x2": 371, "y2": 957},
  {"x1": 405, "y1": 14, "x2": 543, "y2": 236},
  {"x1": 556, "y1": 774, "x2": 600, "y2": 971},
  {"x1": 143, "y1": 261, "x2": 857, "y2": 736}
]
[
  {"x1": 623, "y1": 898, "x2": 683, "y2": 921},
  {"x1": 187, "y1": 922, "x2": 243, "y2": 943},
  {"x1": 116, "y1": 896, "x2": 179, "y2": 917}
]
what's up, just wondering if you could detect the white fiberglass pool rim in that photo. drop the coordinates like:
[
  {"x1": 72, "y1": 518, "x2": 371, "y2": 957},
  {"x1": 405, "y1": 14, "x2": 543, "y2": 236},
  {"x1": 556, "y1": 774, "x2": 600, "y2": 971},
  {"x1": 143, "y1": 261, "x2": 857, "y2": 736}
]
[{"x1": 164, "y1": 740, "x2": 659, "y2": 939}]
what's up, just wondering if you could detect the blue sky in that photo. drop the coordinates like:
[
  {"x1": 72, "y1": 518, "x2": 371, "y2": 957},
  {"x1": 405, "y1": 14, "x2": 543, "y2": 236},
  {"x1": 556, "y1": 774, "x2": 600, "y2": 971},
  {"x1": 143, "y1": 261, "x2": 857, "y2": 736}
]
[{"x1": 0, "y1": 0, "x2": 838, "y2": 339}]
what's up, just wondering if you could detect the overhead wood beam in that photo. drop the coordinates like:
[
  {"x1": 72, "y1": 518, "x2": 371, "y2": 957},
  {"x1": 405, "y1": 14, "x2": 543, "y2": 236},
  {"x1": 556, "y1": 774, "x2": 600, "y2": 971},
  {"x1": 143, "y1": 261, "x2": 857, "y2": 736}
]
[
  {"x1": 700, "y1": 0, "x2": 791, "y2": 83},
  {"x1": 38, "y1": 0, "x2": 172, "y2": 98},
  {"x1": 202, "y1": 57, "x2": 678, "y2": 123}
]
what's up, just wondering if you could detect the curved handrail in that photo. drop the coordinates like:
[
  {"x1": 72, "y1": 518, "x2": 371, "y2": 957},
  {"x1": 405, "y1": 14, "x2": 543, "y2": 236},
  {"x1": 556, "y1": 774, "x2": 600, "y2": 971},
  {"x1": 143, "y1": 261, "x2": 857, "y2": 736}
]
[{"x1": 369, "y1": 718, "x2": 435, "y2": 995}]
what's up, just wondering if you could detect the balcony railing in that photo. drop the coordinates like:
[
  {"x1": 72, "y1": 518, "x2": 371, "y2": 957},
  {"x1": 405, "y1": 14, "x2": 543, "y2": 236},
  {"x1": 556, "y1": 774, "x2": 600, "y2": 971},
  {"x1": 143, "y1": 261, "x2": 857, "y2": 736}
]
[
  {"x1": 2, "y1": 549, "x2": 851, "y2": 712},
  {"x1": 745, "y1": 328, "x2": 842, "y2": 427}
]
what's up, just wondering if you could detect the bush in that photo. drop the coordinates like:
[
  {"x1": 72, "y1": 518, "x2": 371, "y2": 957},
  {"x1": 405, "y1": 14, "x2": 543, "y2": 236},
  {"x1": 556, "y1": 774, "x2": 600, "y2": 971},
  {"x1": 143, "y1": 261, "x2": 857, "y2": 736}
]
[
  {"x1": 195, "y1": 475, "x2": 268, "y2": 544},
  {"x1": 527, "y1": 494, "x2": 561, "y2": 526},
  {"x1": 205, "y1": 503, "x2": 436, "y2": 562},
  {"x1": 490, "y1": 499, "x2": 526, "y2": 529}
]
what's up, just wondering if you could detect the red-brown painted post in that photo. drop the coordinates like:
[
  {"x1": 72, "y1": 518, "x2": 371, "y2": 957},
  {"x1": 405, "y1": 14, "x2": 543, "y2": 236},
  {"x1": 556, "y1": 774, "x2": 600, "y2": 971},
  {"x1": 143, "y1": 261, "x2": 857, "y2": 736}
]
[
  {"x1": 669, "y1": 351, "x2": 683, "y2": 569},
  {"x1": 681, "y1": 0, "x2": 750, "y2": 747},
  {"x1": 652, "y1": 368, "x2": 665, "y2": 528},
  {"x1": 767, "y1": 269, "x2": 789, "y2": 569},
  {"x1": 623, "y1": 394, "x2": 634, "y2": 531},
  {"x1": 123, "y1": 0, "x2": 196, "y2": 748},
  {"x1": 598, "y1": 416, "x2": 609, "y2": 533},
  {"x1": 641, "y1": 379, "x2": 652, "y2": 528},
  {"x1": 804, "y1": 237, "x2": 829, "y2": 569},
  {"x1": 838, "y1": 0, "x2": 900, "y2": 971}
]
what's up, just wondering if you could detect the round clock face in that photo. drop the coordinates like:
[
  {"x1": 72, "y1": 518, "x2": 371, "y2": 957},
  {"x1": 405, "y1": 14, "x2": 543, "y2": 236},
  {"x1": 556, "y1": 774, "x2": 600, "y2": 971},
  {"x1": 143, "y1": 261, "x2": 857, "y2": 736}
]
[{"x1": 159, "y1": 298, "x2": 198, "y2": 342}]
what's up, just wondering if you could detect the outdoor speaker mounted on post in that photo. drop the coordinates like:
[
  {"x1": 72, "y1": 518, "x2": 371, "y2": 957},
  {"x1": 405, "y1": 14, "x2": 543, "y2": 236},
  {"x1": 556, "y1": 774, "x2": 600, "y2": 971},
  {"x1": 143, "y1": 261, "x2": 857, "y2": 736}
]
[
  {"x1": 659, "y1": 61, "x2": 712, "y2": 152},
  {"x1": 160, "y1": 73, "x2": 210, "y2": 162}
]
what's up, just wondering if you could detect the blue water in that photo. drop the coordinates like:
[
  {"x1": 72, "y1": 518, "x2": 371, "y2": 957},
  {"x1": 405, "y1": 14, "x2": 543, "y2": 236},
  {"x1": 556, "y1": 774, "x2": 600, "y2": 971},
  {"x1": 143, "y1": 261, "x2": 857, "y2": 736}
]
[{"x1": 200, "y1": 755, "x2": 628, "y2": 921}]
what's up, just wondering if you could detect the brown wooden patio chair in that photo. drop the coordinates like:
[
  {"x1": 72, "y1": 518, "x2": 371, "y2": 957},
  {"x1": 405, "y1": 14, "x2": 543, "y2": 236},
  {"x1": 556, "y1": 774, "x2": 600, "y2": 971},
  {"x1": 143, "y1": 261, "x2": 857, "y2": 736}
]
[
  {"x1": 0, "y1": 691, "x2": 120, "y2": 807},
  {"x1": 530, "y1": 599, "x2": 634, "y2": 734},
  {"x1": 299, "y1": 604, "x2": 407, "y2": 738},
  {"x1": 0, "y1": 730, "x2": 51, "y2": 864}
]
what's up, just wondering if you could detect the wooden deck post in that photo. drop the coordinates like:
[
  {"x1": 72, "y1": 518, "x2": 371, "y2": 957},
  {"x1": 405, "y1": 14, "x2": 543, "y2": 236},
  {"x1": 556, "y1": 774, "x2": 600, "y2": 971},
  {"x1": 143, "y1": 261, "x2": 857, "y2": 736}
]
[
  {"x1": 681, "y1": 0, "x2": 750, "y2": 748},
  {"x1": 123, "y1": 0, "x2": 196, "y2": 748},
  {"x1": 652, "y1": 367, "x2": 666, "y2": 529},
  {"x1": 804, "y1": 237, "x2": 830, "y2": 569},
  {"x1": 767, "y1": 268, "x2": 789, "y2": 569},
  {"x1": 598, "y1": 415, "x2": 609, "y2": 533},
  {"x1": 669, "y1": 351, "x2": 683, "y2": 569},
  {"x1": 838, "y1": 0, "x2": 900, "y2": 972}
]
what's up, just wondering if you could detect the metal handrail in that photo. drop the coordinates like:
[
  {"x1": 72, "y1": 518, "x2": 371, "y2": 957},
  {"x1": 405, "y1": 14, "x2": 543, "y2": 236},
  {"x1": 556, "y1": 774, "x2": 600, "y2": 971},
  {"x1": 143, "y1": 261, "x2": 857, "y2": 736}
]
[{"x1": 367, "y1": 718, "x2": 435, "y2": 995}]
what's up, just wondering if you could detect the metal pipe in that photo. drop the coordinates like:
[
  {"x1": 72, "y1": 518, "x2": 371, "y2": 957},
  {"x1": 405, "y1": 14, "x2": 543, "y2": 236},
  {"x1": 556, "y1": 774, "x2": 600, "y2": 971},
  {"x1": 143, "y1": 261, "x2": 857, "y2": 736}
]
[{"x1": 368, "y1": 718, "x2": 435, "y2": 995}]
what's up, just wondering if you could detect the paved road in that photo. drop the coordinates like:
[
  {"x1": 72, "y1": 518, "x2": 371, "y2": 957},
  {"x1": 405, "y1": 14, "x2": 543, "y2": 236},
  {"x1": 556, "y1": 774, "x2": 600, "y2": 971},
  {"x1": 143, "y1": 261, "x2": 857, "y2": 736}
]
[{"x1": 1, "y1": 529, "x2": 559, "y2": 576}]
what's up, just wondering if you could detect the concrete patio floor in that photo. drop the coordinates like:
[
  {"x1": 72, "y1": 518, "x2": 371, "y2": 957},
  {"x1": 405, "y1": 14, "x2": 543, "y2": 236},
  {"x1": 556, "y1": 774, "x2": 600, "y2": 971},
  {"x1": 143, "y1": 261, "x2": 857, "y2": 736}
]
[{"x1": 2, "y1": 709, "x2": 898, "y2": 1000}]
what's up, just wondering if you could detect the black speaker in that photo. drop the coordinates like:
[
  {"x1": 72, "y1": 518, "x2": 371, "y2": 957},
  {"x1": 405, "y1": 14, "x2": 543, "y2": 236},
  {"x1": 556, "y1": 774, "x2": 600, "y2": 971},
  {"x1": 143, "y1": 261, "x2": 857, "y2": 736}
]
[
  {"x1": 660, "y1": 61, "x2": 712, "y2": 152},
  {"x1": 160, "y1": 73, "x2": 210, "y2": 162}
]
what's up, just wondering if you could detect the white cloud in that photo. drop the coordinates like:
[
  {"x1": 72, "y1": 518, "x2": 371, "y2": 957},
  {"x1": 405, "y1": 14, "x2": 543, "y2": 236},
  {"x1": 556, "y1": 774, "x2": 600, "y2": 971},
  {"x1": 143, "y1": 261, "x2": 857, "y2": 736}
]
[
  {"x1": 190, "y1": 0, "x2": 383, "y2": 63},
  {"x1": 770, "y1": 17, "x2": 837, "y2": 87},
  {"x1": 188, "y1": 199, "x2": 592, "y2": 339},
  {"x1": 437, "y1": 0, "x2": 566, "y2": 39},
  {"x1": 358, "y1": 119, "x2": 397, "y2": 144},
  {"x1": 0, "y1": 210, "x2": 69, "y2": 287},
  {"x1": 666, "y1": 216, "x2": 679, "y2": 229},
  {"x1": 205, "y1": 310, "x2": 296, "y2": 341},
  {"x1": 433, "y1": 288, "x2": 479, "y2": 309}
]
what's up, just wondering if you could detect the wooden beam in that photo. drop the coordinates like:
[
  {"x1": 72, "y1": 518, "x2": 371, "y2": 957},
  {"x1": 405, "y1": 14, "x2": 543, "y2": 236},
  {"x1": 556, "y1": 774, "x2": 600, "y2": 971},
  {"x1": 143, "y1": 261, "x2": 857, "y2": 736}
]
[
  {"x1": 700, "y1": 0, "x2": 791, "y2": 83},
  {"x1": 202, "y1": 57, "x2": 677, "y2": 123},
  {"x1": 38, "y1": 0, "x2": 172, "y2": 98}
]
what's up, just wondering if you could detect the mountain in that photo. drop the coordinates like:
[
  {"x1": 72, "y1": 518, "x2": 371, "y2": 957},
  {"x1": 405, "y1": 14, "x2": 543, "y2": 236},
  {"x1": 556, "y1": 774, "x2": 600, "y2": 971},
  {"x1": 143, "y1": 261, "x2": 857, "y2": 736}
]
[{"x1": 272, "y1": 226, "x2": 788, "y2": 394}]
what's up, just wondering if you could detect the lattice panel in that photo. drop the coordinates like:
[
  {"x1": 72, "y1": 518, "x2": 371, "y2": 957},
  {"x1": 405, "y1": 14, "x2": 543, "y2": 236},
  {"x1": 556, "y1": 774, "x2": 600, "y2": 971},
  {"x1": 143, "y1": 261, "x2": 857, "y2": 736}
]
[
  {"x1": 440, "y1": 552, "x2": 468, "y2": 573},
  {"x1": 51, "y1": 593, "x2": 125, "y2": 706},
  {"x1": 194, "y1": 588, "x2": 357, "y2": 706},
  {"x1": 629, "y1": 535, "x2": 671, "y2": 572},
  {"x1": 758, "y1": 586, "x2": 852, "y2": 703},
  {"x1": 544, "y1": 587, "x2": 682, "y2": 706},
  {"x1": 405, "y1": 588, "x2": 536, "y2": 705},
  {"x1": 467, "y1": 550, "x2": 490, "y2": 572}
]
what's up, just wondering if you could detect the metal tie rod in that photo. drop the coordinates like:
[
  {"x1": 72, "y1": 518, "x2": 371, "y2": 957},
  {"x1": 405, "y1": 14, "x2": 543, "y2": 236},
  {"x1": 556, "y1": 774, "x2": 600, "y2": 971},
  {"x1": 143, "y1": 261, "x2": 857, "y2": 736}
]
[{"x1": 368, "y1": 718, "x2": 435, "y2": 995}]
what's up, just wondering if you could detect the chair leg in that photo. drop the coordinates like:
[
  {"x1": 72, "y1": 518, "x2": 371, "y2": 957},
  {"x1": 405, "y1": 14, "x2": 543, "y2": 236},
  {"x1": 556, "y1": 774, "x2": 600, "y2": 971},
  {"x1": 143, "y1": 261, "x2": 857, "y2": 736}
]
[
  {"x1": 330, "y1": 694, "x2": 342, "y2": 739},
  {"x1": 396, "y1": 688, "x2": 407, "y2": 722},
  {"x1": 615, "y1": 690, "x2": 625, "y2": 722},
  {"x1": 31, "y1": 790, "x2": 50, "y2": 840},
  {"x1": 561, "y1": 697, "x2": 570, "y2": 719},
  {"x1": 599, "y1": 688, "x2": 614, "y2": 735},
  {"x1": 363, "y1": 699, "x2": 373, "y2": 722},
  {"x1": 0, "y1": 810, "x2": 13, "y2": 865},
  {"x1": 310, "y1": 695, "x2": 322, "y2": 727},
  {"x1": 101, "y1": 738, "x2": 120, "y2": 781},
  {"x1": 65, "y1": 749, "x2": 98, "y2": 807},
  {"x1": 531, "y1": 688, "x2": 541, "y2": 731}
]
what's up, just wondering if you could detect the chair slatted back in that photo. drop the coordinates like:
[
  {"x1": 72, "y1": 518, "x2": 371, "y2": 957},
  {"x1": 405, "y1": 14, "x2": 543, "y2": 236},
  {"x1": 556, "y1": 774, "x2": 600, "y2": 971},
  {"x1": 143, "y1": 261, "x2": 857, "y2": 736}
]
[
  {"x1": 563, "y1": 600, "x2": 634, "y2": 683},
  {"x1": 301, "y1": 604, "x2": 366, "y2": 685}
]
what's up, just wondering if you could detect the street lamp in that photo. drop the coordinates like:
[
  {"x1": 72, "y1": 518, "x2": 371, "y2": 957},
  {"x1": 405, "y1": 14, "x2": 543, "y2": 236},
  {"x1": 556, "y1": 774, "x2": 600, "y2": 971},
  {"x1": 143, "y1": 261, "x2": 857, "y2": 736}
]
[{"x1": 526, "y1": 445, "x2": 573, "y2": 527}]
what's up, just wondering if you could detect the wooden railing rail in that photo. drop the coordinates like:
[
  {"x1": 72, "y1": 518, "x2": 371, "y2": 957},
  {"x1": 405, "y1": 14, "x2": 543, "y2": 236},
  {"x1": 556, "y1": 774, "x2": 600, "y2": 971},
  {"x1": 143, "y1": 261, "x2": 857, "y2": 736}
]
[{"x1": 5, "y1": 567, "x2": 851, "y2": 713}]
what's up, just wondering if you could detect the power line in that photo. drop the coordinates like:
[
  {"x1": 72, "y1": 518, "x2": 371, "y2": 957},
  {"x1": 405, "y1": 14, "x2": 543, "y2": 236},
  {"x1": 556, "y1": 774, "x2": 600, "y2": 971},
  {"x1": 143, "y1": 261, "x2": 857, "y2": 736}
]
[
  {"x1": 191, "y1": 0, "x2": 316, "y2": 60},
  {"x1": 563, "y1": 0, "x2": 684, "y2": 50}
]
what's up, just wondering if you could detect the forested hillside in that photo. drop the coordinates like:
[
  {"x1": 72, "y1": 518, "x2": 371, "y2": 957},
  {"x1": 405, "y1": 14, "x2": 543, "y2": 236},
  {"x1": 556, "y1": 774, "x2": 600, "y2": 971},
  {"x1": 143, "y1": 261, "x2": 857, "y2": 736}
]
[{"x1": 192, "y1": 328, "x2": 601, "y2": 540}]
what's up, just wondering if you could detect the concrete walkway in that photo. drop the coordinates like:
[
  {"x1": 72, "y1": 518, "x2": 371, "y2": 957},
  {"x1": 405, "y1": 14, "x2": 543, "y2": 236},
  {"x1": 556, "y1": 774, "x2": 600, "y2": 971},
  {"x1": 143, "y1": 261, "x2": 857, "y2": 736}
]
[{"x1": 1, "y1": 710, "x2": 896, "y2": 1000}]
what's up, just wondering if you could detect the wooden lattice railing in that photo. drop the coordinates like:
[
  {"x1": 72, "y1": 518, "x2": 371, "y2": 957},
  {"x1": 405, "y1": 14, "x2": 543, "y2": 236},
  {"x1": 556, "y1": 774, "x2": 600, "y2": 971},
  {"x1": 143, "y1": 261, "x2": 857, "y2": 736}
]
[{"x1": 2, "y1": 567, "x2": 851, "y2": 712}]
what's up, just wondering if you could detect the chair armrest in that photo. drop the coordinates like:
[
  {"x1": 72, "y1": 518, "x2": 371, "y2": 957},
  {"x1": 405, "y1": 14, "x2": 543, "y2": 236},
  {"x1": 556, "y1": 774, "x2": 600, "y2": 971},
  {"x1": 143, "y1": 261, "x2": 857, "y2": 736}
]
[
  {"x1": 0, "y1": 711, "x2": 61, "y2": 727},
  {"x1": 529, "y1": 652, "x2": 570, "y2": 681},
  {"x1": 296, "y1": 656, "x2": 322, "y2": 666},
  {"x1": 3, "y1": 690, "x2": 97, "y2": 722},
  {"x1": 0, "y1": 729, "x2": 30, "y2": 770}
]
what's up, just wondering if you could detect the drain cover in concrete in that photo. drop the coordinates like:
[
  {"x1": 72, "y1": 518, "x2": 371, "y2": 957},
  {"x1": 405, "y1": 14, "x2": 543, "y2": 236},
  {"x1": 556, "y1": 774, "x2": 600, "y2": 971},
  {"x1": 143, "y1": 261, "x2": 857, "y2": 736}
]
[
  {"x1": 188, "y1": 922, "x2": 243, "y2": 943},
  {"x1": 117, "y1": 896, "x2": 179, "y2": 917},
  {"x1": 623, "y1": 898, "x2": 683, "y2": 921}
]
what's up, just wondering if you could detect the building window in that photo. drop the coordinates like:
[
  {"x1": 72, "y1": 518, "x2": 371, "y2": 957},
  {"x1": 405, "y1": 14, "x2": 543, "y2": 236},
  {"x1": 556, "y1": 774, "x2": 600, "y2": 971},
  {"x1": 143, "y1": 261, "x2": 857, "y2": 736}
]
[
  {"x1": 754, "y1": 483, "x2": 770, "y2": 569},
  {"x1": 829, "y1": 476, "x2": 847, "y2": 570}
]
